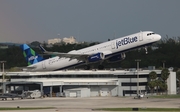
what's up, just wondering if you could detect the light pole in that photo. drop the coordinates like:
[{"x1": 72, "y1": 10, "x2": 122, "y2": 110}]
[
  {"x1": 0, "y1": 61, "x2": 6, "y2": 93},
  {"x1": 135, "y1": 59, "x2": 141, "y2": 97},
  {"x1": 162, "y1": 60, "x2": 166, "y2": 69}
]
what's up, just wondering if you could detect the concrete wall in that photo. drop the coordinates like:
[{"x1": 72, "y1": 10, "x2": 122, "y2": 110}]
[
  {"x1": 117, "y1": 80, "x2": 122, "y2": 96},
  {"x1": 64, "y1": 90, "x2": 70, "y2": 97},
  {"x1": 64, "y1": 88, "x2": 90, "y2": 97},
  {"x1": 81, "y1": 88, "x2": 90, "y2": 97},
  {"x1": 90, "y1": 85, "x2": 117, "y2": 97},
  {"x1": 111, "y1": 86, "x2": 118, "y2": 96},
  {"x1": 167, "y1": 72, "x2": 177, "y2": 94},
  {"x1": 90, "y1": 86, "x2": 99, "y2": 96}
]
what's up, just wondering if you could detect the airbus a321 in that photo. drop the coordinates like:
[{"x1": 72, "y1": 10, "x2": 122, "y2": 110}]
[{"x1": 20, "y1": 31, "x2": 161, "y2": 71}]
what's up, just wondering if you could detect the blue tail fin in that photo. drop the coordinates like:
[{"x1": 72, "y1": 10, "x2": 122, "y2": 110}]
[{"x1": 20, "y1": 44, "x2": 44, "y2": 65}]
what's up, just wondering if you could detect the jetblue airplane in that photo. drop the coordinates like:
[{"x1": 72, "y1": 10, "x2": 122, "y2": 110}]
[{"x1": 20, "y1": 31, "x2": 161, "y2": 71}]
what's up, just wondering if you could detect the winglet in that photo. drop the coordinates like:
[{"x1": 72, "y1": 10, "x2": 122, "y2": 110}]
[{"x1": 39, "y1": 45, "x2": 47, "y2": 52}]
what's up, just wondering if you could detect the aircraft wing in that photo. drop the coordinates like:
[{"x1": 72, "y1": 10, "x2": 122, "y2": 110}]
[
  {"x1": 16, "y1": 66, "x2": 37, "y2": 71},
  {"x1": 43, "y1": 51, "x2": 90, "y2": 61},
  {"x1": 39, "y1": 45, "x2": 91, "y2": 61}
]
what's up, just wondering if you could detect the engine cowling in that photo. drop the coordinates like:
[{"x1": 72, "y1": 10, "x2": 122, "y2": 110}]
[
  {"x1": 88, "y1": 53, "x2": 105, "y2": 63},
  {"x1": 107, "y1": 53, "x2": 126, "y2": 63}
]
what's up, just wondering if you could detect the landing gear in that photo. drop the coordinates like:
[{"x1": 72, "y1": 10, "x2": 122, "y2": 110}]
[{"x1": 145, "y1": 47, "x2": 148, "y2": 54}]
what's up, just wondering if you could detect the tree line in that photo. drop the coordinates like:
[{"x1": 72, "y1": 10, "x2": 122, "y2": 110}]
[{"x1": 0, "y1": 37, "x2": 180, "y2": 71}]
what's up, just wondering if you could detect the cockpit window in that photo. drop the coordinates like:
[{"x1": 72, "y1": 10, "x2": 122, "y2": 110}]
[{"x1": 147, "y1": 33, "x2": 155, "y2": 36}]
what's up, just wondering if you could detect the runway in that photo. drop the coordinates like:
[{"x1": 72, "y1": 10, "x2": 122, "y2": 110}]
[{"x1": 0, "y1": 97, "x2": 180, "y2": 112}]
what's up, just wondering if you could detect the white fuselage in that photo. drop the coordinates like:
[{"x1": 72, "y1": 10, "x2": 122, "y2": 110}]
[{"x1": 28, "y1": 31, "x2": 161, "y2": 71}]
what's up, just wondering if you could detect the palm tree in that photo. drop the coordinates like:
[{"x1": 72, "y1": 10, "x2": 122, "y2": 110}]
[
  {"x1": 161, "y1": 68, "x2": 170, "y2": 94},
  {"x1": 161, "y1": 68, "x2": 170, "y2": 81},
  {"x1": 155, "y1": 80, "x2": 161, "y2": 95},
  {"x1": 149, "y1": 71, "x2": 157, "y2": 81},
  {"x1": 148, "y1": 81, "x2": 156, "y2": 95},
  {"x1": 148, "y1": 71, "x2": 157, "y2": 95},
  {"x1": 159, "y1": 82, "x2": 167, "y2": 95},
  {"x1": 176, "y1": 70, "x2": 180, "y2": 94}
]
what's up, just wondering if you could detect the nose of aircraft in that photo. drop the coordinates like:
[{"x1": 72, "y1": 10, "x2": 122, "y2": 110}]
[{"x1": 156, "y1": 34, "x2": 161, "y2": 41}]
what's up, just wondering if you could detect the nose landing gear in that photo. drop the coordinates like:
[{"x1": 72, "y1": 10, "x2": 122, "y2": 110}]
[{"x1": 145, "y1": 47, "x2": 148, "y2": 54}]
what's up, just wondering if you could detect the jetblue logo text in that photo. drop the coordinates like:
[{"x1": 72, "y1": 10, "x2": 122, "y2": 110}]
[
  {"x1": 116, "y1": 36, "x2": 138, "y2": 49},
  {"x1": 28, "y1": 56, "x2": 38, "y2": 61},
  {"x1": 90, "y1": 55, "x2": 99, "y2": 59}
]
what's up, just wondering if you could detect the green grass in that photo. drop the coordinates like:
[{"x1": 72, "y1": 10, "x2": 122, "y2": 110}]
[
  {"x1": 0, "y1": 107, "x2": 54, "y2": 110},
  {"x1": 95, "y1": 108, "x2": 180, "y2": 111},
  {"x1": 149, "y1": 94, "x2": 180, "y2": 98}
]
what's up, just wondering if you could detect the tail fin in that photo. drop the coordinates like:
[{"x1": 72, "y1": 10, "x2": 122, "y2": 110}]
[{"x1": 20, "y1": 44, "x2": 44, "y2": 65}]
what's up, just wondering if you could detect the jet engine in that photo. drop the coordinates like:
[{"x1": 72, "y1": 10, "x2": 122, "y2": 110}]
[
  {"x1": 107, "y1": 53, "x2": 126, "y2": 63},
  {"x1": 88, "y1": 53, "x2": 105, "y2": 63}
]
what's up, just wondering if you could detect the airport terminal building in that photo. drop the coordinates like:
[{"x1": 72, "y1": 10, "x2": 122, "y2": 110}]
[{"x1": 0, "y1": 69, "x2": 176, "y2": 97}]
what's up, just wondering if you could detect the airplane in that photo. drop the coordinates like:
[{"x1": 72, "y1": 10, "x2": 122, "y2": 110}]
[{"x1": 20, "y1": 31, "x2": 161, "y2": 71}]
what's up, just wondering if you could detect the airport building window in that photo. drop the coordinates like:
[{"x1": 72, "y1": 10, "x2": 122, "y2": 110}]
[
  {"x1": 118, "y1": 75, "x2": 137, "y2": 78},
  {"x1": 8, "y1": 74, "x2": 118, "y2": 79},
  {"x1": 123, "y1": 90, "x2": 137, "y2": 94},
  {"x1": 122, "y1": 82, "x2": 147, "y2": 86}
]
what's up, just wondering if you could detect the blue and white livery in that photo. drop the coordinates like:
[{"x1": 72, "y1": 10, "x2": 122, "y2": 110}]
[{"x1": 20, "y1": 31, "x2": 161, "y2": 71}]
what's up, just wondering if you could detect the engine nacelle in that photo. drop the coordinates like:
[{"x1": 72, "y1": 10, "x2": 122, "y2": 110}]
[
  {"x1": 107, "y1": 53, "x2": 126, "y2": 63},
  {"x1": 88, "y1": 53, "x2": 105, "y2": 63}
]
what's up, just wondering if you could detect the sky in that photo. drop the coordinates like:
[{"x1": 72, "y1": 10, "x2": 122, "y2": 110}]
[{"x1": 0, "y1": 0, "x2": 180, "y2": 43}]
